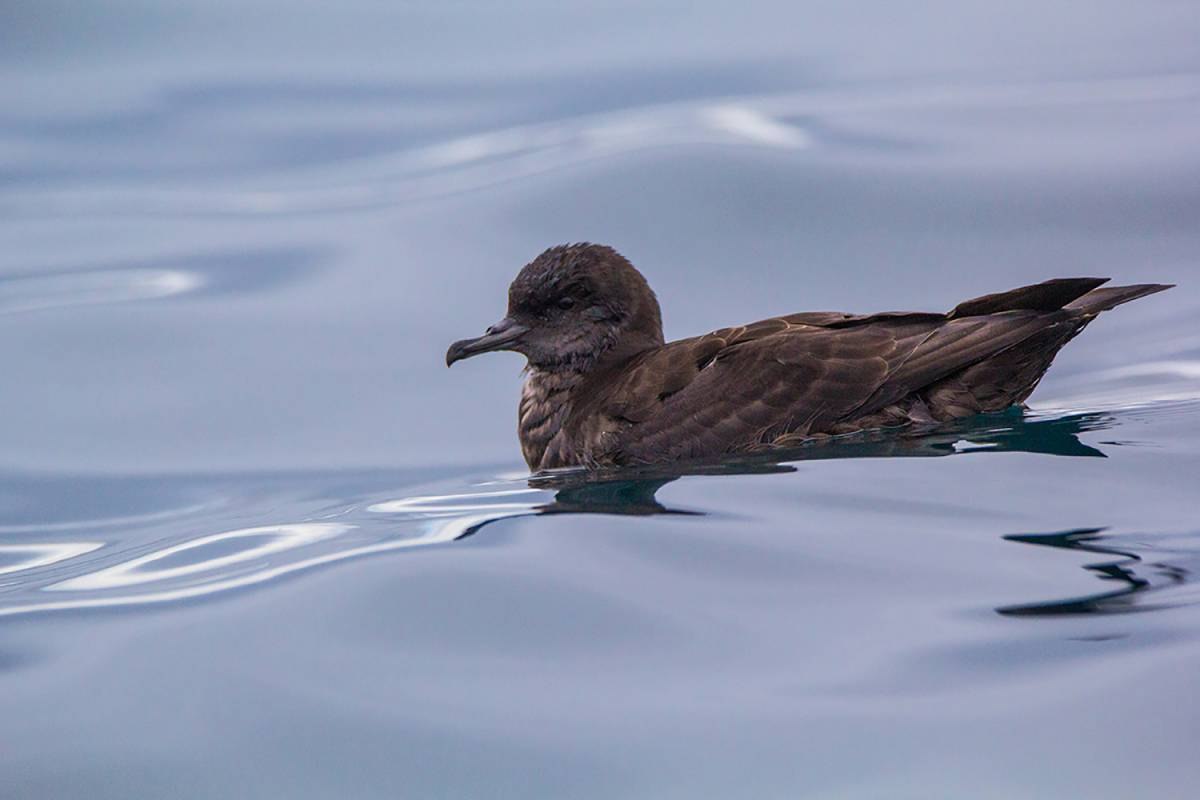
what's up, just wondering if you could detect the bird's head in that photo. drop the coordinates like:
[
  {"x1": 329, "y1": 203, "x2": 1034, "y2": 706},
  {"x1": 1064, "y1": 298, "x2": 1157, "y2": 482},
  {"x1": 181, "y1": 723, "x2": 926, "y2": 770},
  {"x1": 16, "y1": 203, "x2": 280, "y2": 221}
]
[{"x1": 446, "y1": 243, "x2": 664, "y2": 371}]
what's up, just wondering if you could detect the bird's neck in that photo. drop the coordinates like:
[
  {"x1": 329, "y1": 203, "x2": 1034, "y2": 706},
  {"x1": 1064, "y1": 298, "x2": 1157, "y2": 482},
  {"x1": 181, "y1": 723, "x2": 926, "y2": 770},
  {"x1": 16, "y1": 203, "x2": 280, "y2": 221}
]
[
  {"x1": 519, "y1": 331, "x2": 662, "y2": 470},
  {"x1": 519, "y1": 365, "x2": 588, "y2": 470}
]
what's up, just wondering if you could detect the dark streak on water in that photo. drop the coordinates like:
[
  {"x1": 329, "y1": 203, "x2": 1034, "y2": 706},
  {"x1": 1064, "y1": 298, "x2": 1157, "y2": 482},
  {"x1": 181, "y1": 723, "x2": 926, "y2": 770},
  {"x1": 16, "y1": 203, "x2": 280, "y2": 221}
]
[{"x1": 2, "y1": 2, "x2": 1200, "y2": 798}]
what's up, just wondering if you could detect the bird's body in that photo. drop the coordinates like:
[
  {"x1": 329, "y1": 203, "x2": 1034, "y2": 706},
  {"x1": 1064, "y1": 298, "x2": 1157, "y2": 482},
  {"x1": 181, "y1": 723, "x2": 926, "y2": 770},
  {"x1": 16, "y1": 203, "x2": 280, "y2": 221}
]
[{"x1": 447, "y1": 244, "x2": 1171, "y2": 471}]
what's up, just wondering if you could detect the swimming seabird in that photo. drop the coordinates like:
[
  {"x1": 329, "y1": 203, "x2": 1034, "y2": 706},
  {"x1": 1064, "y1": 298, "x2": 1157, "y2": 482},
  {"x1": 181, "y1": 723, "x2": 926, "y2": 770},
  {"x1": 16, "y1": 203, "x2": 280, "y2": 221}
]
[{"x1": 447, "y1": 244, "x2": 1171, "y2": 470}]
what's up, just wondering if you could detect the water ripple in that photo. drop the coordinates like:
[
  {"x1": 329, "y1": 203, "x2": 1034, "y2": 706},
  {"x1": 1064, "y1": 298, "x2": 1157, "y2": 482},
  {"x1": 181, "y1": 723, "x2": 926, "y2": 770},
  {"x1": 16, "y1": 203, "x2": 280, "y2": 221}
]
[
  {"x1": 0, "y1": 246, "x2": 324, "y2": 316},
  {"x1": 998, "y1": 528, "x2": 1200, "y2": 617},
  {"x1": 0, "y1": 268, "x2": 203, "y2": 315},
  {"x1": 0, "y1": 403, "x2": 1194, "y2": 619},
  {"x1": 0, "y1": 543, "x2": 104, "y2": 577},
  {"x1": 7, "y1": 72, "x2": 1197, "y2": 218},
  {"x1": 47, "y1": 523, "x2": 347, "y2": 592},
  {"x1": 0, "y1": 489, "x2": 550, "y2": 618},
  {"x1": 1039, "y1": 361, "x2": 1200, "y2": 410}
]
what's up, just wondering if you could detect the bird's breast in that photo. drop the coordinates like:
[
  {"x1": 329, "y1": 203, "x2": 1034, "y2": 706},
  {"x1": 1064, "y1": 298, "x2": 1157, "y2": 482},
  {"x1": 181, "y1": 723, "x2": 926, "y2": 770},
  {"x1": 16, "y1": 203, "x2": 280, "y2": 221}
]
[{"x1": 518, "y1": 370, "x2": 578, "y2": 470}]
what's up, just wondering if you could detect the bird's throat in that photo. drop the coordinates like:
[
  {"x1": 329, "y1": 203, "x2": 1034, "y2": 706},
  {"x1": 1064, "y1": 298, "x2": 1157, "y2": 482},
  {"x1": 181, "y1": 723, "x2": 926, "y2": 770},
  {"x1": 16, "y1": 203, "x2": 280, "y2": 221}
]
[{"x1": 518, "y1": 366, "x2": 586, "y2": 471}]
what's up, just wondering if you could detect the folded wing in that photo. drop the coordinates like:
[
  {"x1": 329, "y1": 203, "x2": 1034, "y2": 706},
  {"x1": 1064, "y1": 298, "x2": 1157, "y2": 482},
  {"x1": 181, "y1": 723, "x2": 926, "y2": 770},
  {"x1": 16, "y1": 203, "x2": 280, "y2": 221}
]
[{"x1": 574, "y1": 277, "x2": 1169, "y2": 465}]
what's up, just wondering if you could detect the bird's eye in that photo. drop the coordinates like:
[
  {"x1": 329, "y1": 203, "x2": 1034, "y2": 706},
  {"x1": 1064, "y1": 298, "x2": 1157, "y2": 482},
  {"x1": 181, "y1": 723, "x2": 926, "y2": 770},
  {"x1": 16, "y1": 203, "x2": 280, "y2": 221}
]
[{"x1": 556, "y1": 296, "x2": 575, "y2": 310}]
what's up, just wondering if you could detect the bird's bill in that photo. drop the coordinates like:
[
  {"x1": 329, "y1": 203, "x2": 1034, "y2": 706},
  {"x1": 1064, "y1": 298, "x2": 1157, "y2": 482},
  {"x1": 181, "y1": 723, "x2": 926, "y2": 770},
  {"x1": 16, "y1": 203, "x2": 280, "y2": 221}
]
[{"x1": 446, "y1": 317, "x2": 530, "y2": 366}]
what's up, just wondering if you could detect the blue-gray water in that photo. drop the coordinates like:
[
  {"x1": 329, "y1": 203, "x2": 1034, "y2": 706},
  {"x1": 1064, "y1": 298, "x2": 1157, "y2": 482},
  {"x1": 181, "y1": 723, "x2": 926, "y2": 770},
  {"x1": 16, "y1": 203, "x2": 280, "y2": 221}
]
[{"x1": 2, "y1": 2, "x2": 1200, "y2": 797}]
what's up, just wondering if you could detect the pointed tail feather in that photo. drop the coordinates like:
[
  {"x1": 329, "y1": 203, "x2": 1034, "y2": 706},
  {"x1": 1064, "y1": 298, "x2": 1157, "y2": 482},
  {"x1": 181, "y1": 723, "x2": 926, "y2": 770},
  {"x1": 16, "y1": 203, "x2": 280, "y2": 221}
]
[
  {"x1": 915, "y1": 278, "x2": 1172, "y2": 421},
  {"x1": 949, "y1": 277, "x2": 1111, "y2": 318},
  {"x1": 1066, "y1": 283, "x2": 1174, "y2": 314}
]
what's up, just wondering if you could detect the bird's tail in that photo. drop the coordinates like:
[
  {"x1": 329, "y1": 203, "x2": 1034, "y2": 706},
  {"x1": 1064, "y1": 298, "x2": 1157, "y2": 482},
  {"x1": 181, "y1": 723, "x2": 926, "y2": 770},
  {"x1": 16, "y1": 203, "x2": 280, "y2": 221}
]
[
  {"x1": 948, "y1": 277, "x2": 1173, "y2": 319},
  {"x1": 949, "y1": 277, "x2": 1108, "y2": 318},
  {"x1": 924, "y1": 278, "x2": 1173, "y2": 419},
  {"x1": 1066, "y1": 282, "x2": 1175, "y2": 315}
]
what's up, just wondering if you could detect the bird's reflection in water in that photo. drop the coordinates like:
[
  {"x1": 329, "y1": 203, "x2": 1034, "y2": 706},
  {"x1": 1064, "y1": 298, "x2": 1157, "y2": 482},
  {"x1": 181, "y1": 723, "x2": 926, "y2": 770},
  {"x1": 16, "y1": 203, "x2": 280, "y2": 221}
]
[
  {"x1": 526, "y1": 407, "x2": 1110, "y2": 517},
  {"x1": 463, "y1": 409, "x2": 1193, "y2": 618}
]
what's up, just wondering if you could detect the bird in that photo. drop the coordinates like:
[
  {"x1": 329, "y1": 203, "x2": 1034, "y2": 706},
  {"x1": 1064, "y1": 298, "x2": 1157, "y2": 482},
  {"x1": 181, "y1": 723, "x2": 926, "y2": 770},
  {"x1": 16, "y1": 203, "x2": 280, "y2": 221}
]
[{"x1": 446, "y1": 243, "x2": 1172, "y2": 471}]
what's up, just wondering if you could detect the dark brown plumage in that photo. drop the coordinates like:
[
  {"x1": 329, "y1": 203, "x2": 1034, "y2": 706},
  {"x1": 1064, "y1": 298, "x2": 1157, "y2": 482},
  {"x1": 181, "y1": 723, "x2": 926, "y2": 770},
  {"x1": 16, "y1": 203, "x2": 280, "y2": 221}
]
[{"x1": 446, "y1": 244, "x2": 1172, "y2": 471}]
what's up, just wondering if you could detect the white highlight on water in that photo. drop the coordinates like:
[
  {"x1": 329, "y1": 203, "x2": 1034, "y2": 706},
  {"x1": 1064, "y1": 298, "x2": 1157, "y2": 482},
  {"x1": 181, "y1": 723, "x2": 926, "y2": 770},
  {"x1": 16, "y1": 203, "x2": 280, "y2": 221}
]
[
  {"x1": 0, "y1": 487, "x2": 545, "y2": 618},
  {"x1": 0, "y1": 543, "x2": 104, "y2": 576},
  {"x1": 0, "y1": 269, "x2": 204, "y2": 314},
  {"x1": 47, "y1": 523, "x2": 348, "y2": 591}
]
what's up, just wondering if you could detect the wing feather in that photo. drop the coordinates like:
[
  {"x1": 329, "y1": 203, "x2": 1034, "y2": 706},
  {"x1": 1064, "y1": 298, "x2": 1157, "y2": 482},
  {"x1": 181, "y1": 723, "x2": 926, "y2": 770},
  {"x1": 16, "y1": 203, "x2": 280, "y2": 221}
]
[{"x1": 569, "y1": 304, "x2": 1088, "y2": 465}]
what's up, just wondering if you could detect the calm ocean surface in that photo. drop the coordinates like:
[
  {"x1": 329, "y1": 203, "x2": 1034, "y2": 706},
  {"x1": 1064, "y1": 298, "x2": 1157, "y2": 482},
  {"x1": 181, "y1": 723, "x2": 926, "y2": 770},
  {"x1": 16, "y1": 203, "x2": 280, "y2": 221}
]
[{"x1": 2, "y1": 2, "x2": 1199, "y2": 797}]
